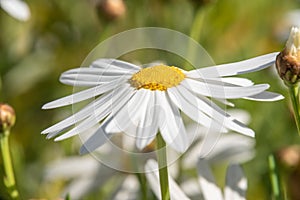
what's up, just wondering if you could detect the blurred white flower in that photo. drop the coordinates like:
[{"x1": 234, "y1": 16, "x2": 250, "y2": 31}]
[
  {"x1": 145, "y1": 159, "x2": 247, "y2": 200},
  {"x1": 196, "y1": 159, "x2": 247, "y2": 200},
  {"x1": 44, "y1": 155, "x2": 140, "y2": 200},
  {"x1": 43, "y1": 133, "x2": 151, "y2": 199},
  {"x1": 0, "y1": 0, "x2": 30, "y2": 21},
  {"x1": 42, "y1": 54, "x2": 282, "y2": 154}
]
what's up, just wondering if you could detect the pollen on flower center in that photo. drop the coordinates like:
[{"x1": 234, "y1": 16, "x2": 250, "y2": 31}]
[{"x1": 130, "y1": 65, "x2": 185, "y2": 91}]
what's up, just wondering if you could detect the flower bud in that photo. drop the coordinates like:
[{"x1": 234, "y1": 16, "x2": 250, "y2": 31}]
[
  {"x1": 276, "y1": 27, "x2": 300, "y2": 86},
  {"x1": 0, "y1": 104, "x2": 16, "y2": 133},
  {"x1": 277, "y1": 145, "x2": 300, "y2": 168},
  {"x1": 96, "y1": 0, "x2": 126, "y2": 21}
]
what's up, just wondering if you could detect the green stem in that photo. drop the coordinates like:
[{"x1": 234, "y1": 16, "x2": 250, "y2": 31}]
[
  {"x1": 156, "y1": 134, "x2": 170, "y2": 200},
  {"x1": 136, "y1": 173, "x2": 148, "y2": 200},
  {"x1": 0, "y1": 131, "x2": 19, "y2": 199},
  {"x1": 268, "y1": 154, "x2": 284, "y2": 200},
  {"x1": 184, "y1": 7, "x2": 206, "y2": 70},
  {"x1": 288, "y1": 84, "x2": 300, "y2": 135}
]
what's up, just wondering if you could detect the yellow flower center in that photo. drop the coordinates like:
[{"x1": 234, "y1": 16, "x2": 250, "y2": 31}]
[{"x1": 130, "y1": 65, "x2": 185, "y2": 91}]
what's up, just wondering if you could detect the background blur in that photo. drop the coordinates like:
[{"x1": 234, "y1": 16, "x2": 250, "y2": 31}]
[{"x1": 1, "y1": 0, "x2": 300, "y2": 199}]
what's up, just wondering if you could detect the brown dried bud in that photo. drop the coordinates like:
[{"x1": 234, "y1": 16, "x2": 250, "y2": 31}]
[
  {"x1": 276, "y1": 27, "x2": 300, "y2": 86},
  {"x1": 96, "y1": 0, "x2": 126, "y2": 21},
  {"x1": 0, "y1": 103, "x2": 16, "y2": 133},
  {"x1": 277, "y1": 145, "x2": 300, "y2": 168}
]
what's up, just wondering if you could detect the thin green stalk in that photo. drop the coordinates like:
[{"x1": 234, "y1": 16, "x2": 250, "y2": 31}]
[
  {"x1": 184, "y1": 7, "x2": 206, "y2": 70},
  {"x1": 0, "y1": 131, "x2": 19, "y2": 199},
  {"x1": 156, "y1": 134, "x2": 170, "y2": 200},
  {"x1": 268, "y1": 154, "x2": 284, "y2": 200},
  {"x1": 288, "y1": 84, "x2": 300, "y2": 135},
  {"x1": 129, "y1": 137, "x2": 148, "y2": 200},
  {"x1": 136, "y1": 173, "x2": 148, "y2": 200}
]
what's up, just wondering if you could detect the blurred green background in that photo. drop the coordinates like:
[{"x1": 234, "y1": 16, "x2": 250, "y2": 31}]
[{"x1": 1, "y1": 0, "x2": 300, "y2": 199}]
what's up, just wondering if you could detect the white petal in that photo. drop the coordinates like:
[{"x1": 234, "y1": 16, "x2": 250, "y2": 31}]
[
  {"x1": 196, "y1": 98, "x2": 254, "y2": 137},
  {"x1": 61, "y1": 165, "x2": 115, "y2": 200},
  {"x1": 182, "y1": 78, "x2": 270, "y2": 99},
  {"x1": 0, "y1": 0, "x2": 30, "y2": 21},
  {"x1": 180, "y1": 179, "x2": 201, "y2": 198},
  {"x1": 187, "y1": 53, "x2": 278, "y2": 78},
  {"x1": 91, "y1": 59, "x2": 141, "y2": 70},
  {"x1": 244, "y1": 91, "x2": 284, "y2": 101},
  {"x1": 53, "y1": 108, "x2": 109, "y2": 141},
  {"x1": 157, "y1": 91, "x2": 189, "y2": 153},
  {"x1": 44, "y1": 156, "x2": 99, "y2": 180},
  {"x1": 197, "y1": 159, "x2": 223, "y2": 200},
  {"x1": 59, "y1": 80, "x2": 101, "y2": 87},
  {"x1": 215, "y1": 98, "x2": 235, "y2": 107},
  {"x1": 136, "y1": 91, "x2": 158, "y2": 149},
  {"x1": 105, "y1": 89, "x2": 147, "y2": 135},
  {"x1": 114, "y1": 175, "x2": 139, "y2": 200},
  {"x1": 205, "y1": 134, "x2": 255, "y2": 164},
  {"x1": 79, "y1": 123, "x2": 113, "y2": 155},
  {"x1": 224, "y1": 164, "x2": 247, "y2": 200},
  {"x1": 168, "y1": 87, "x2": 227, "y2": 133},
  {"x1": 45, "y1": 130, "x2": 62, "y2": 139},
  {"x1": 60, "y1": 73, "x2": 130, "y2": 86},
  {"x1": 42, "y1": 79, "x2": 127, "y2": 109},
  {"x1": 145, "y1": 159, "x2": 191, "y2": 200},
  {"x1": 62, "y1": 67, "x2": 134, "y2": 78},
  {"x1": 206, "y1": 77, "x2": 254, "y2": 86},
  {"x1": 172, "y1": 85, "x2": 254, "y2": 137},
  {"x1": 62, "y1": 178, "x2": 96, "y2": 199},
  {"x1": 226, "y1": 109, "x2": 251, "y2": 125},
  {"x1": 60, "y1": 67, "x2": 138, "y2": 86},
  {"x1": 55, "y1": 85, "x2": 135, "y2": 141},
  {"x1": 42, "y1": 91, "x2": 114, "y2": 134}
]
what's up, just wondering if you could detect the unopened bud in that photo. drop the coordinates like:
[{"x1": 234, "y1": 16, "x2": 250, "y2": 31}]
[
  {"x1": 277, "y1": 145, "x2": 300, "y2": 168},
  {"x1": 276, "y1": 27, "x2": 300, "y2": 86},
  {"x1": 96, "y1": 0, "x2": 126, "y2": 21},
  {"x1": 0, "y1": 104, "x2": 16, "y2": 133}
]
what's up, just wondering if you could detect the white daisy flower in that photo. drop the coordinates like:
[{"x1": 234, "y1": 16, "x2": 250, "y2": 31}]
[
  {"x1": 42, "y1": 53, "x2": 283, "y2": 153},
  {"x1": 0, "y1": 0, "x2": 30, "y2": 21}
]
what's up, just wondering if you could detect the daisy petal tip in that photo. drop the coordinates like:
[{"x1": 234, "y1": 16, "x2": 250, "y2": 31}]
[
  {"x1": 247, "y1": 130, "x2": 255, "y2": 138},
  {"x1": 262, "y1": 83, "x2": 270, "y2": 90},
  {"x1": 42, "y1": 102, "x2": 61, "y2": 110},
  {"x1": 41, "y1": 104, "x2": 50, "y2": 110},
  {"x1": 266, "y1": 94, "x2": 285, "y2": 101},
  {"x1": 54, "y1": 135, "x2": 69, "y2": 142},
  {"x1": 136, "y1": 142, "x2": 146, "y2": 151},
  {"x1": 277, "y1": 95, "x2": 285, "y2": 100},
  {"x1": 46, "y1": 134, "x2": 54, "y2": 140}
]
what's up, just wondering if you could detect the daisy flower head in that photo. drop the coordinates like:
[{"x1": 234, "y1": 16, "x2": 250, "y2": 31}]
[
  {"x1": 42, "y1": 28, "x2": 283, "y2": 169},
  {"x1": 42, "y1": 56, "x2": 282, "y2": 151}
]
